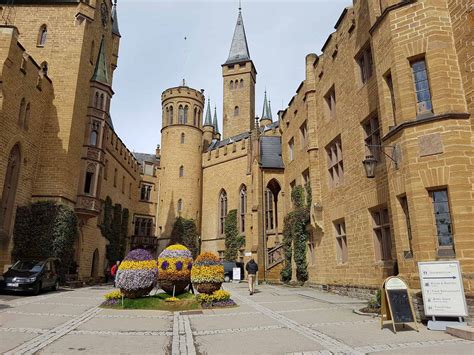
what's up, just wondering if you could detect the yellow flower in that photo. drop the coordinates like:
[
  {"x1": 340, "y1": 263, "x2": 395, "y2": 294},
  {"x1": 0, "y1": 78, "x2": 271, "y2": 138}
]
[
  {"x1": 119, "y1": 260, "x2": 158, "y2": 271},
  {"x1": 167, "y1": 244, "x2": 188, "y2": 251},
  {"x1": 104, "y1": 290, "x2": 122, "y2": 300}
]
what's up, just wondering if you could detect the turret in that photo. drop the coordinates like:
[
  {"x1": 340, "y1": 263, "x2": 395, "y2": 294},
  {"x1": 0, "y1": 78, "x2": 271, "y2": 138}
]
[
  {"x1": 158, "y1": 85, "x2": 205, "y2": 237},
  {"x1": 259, "y1": 91, "x2": 272, "y2": 127},
  {"x1": 202, "y1": 99, "x2": 214, "y2": 149},
  {"x1": 212, "y1": 106, "x2": 221, "y2": 141}
]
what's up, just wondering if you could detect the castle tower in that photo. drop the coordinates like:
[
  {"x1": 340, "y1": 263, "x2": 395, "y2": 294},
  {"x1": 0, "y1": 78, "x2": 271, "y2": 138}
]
[
  {"x1": 260, "y1": 91, "x2": 273, "y2": 127},
  {"x1": 202, "y1": 99, "x2": 214, "y2": 149},
  {"x1": 159, "y1": 85, "x2": 205, "y2": 238},
  {"x1": 222, "y1": 6, "x2": 256, "y2": 139}
]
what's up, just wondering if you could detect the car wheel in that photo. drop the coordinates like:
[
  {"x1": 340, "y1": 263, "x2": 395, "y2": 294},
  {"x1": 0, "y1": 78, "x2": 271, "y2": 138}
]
[
  {"x1": 52, "y1": 280, "x2": 59, "y2": 291},
  {"x1": 224, "y1": 275, "x2": 230, "y2": 283},
  {"x1": 33, "y1": 282, "x2": 41, "y2": 296}
]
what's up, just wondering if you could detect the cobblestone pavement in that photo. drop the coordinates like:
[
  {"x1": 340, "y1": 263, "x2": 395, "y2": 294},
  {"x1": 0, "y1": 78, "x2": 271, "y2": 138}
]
[{"x1": 0, "y1": 283, "x2": 472, "y2": 354}]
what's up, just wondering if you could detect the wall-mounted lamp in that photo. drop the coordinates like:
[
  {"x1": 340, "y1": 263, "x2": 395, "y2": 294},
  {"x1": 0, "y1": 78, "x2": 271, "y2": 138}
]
[{"x1": 362, "y1": 144, "x2": 399, "y2": 178}]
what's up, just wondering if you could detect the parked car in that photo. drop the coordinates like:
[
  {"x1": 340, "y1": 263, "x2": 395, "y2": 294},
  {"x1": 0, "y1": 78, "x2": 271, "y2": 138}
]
[
  {"x1": 0, "y1": 258, "x2": 60, "y2": 295},
  {"x1": 223, "y1": 261, "x2": 244, "y2": 282}
]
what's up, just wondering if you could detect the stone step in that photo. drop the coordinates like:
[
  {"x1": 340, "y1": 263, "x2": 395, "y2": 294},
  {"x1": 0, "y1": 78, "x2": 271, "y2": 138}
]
[{"x1": 446, "y1": 325, "x2": 474, "y2": 341}]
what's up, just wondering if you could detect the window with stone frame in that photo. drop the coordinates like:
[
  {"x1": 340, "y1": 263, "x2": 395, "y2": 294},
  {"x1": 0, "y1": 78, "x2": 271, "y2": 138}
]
[
  {"x1": 334, "y1": 219, "x2": 348, "y2": 264},
  {"x1": 219, "y1": 190, "x2": 227, "y2": 235},
  {"x1": 265, "y1": 189, "x2": 275, "y2": 231},
  {"x1": 179, "y1": 165, "x2": 184, "y2": 177},
  {"x1": 362, "y1": 115, "x2": 381, "y2": 161},
  {"x1": 134, "y1": 217, "x2": 153, "y2": 236},
  {"x1": 234, "y1": 106, "x2": 240, "y2": 116},
  {"x1": 370, "y1": 207, "x2": 392, "y2": 262},
  {"x1": 410, "y1": 57, "x2": 433, "y2": 116},
  {"x1": 399, "y1": 195, "x2": 413, "y2": 258},
  {"x1": 430, "y1": 189, "x2": 454, "y2": 256},
  {"x1": 178, "y1": 105, "x2": 185, "y2": 124},
  {"x1": 302, "y1": 168, "x2": 310, "y2": 187},
  {"x1": 239, "y1": 185, "x2": 247, "y2": 233},
  {"x1": 325, "y1": 135, "x2": 343, "y2": 187},
  {"x1": 177, "y1": 198, "x2": 183, "y2": 213},
  {"x1": 37, "y1": 24, "x2": 47, "y2": 47},
  {"x1": 181, "y1": 133, "x2": 185, "y2": 144},
  {"x1": 84, "y1": 164, "x2": 95, "y2": 195},
  {"x1": 168, "y1": 106, "x2": 173, "y2": 124},
  {"x1": 300, "y1": 120, "x2": 308, "y2": 149},
  {"x1": 140, "y1": 183, "x2": 152, "y2": 201},
  {"x1": 324, "y1": 85, "x2": 336, "y2": 119},
  {"x1": 288, "y1": 138, "x2": 294, "y2": 162},
  {"x1": 356, "y1": 44, "x2": 374, "y2": 85}
]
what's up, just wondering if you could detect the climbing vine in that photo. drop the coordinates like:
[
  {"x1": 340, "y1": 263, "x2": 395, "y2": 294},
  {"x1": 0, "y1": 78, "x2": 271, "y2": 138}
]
[
  {"x1": 169, "y1": 217, "x2": 199, "y2": 258},
  {"x1": 280, "y1": 185, "x2": 311, "y2": 284},
  {"x1": 224, "y1": 209, "x2": 245, "y2": 262},
  {"x1": 100, "y1": 196, "x2": 127, "y2": 263}
]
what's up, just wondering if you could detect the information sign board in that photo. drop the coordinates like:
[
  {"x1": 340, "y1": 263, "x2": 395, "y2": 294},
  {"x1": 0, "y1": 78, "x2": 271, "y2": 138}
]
[
  {"x1": 418, "y1": 261, "x2": 468, "y2": 317},
  {"x1": 232, "y1": 267, "x2": 241, "y2": 281}
]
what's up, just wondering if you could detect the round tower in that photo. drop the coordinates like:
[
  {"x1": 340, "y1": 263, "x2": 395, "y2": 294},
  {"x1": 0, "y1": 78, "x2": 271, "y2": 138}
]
[{"x1": 159, "y1": 85, "x2": 205, "y2": 239}]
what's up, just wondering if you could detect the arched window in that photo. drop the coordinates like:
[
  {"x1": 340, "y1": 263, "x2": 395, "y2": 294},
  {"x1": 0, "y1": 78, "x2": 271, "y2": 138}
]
[
  {"x1": 265, "y1": 189, "x2": 274, "y2": 231},
  {"x1": 0, "y1": 144, "x2": 21, "y2": 235},
  {"x1": 177, "y1": 198, "x2": 183, "y2": 213},
  {"x1": 178, "y1": 105, "x2": 184, "y2": 124},
  {"x1": 193, "y1": 108, "x2": 197, "y2": 126},
  {"x1": 40, "y1": 61, "x2": 48, "y2": 76},
  {"x1": 18, "y1": 98, "x2": 26, "y2": 127},
  {"x1": 24, "y1": 103, "x2": 31, "y2": 130},
  {"x1": 37, "y1": 25, "x2": 48, "y2": 46},
  {"x1": 230, "y1": 80, "x2": 234, "y2": 90},
  {"x1": 266, "y1": 179, "x2": 281, "y2": 232},
  {"x1": 100, "y1": 93, "x2": 105, "y2": 110},
  {"x1": 234, "y1": 106, "x2": 240, "y2": 116},
  {"x1": 84, "y1": 164, "x2": 95, "y2": 194},
  {"x1": 240, "y1": 79, "x2": 244, "y2": 88},
  {"x1": 197, "y1": 110, "x2": 201, "y2": 127},
  {"x1": 184, "y1": 105, "x2": 188, "y2": 124},
  {"x1": 219, "y1": 190, "x2": 228, "y2": 235},
  {"x1": 179, "y1": 165, "x2": 184, "y2": 177},
  {"x1": 90, "y1": 40, "x2": 95, "y2": 64},
  {"x1": 181, "y1": 133, "x2": 185, "y2": 144},
  {"x1": 94, "y1": 92, "x2": 100, "y2": 108},
  {"x1": 90, "y1": 130, "x2": 98, "y2": 146},
  {"x1": 169, "y1": 106, "x2": 174, "y2": 124},
  {"x1": 240, "y1": 185, "x2": 247, "y2": 233}
]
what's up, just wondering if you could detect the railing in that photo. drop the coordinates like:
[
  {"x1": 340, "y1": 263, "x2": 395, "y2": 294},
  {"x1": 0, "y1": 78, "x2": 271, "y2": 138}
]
[{"x1": 267, "y1": 243, "x2": 284, "y2": 269}]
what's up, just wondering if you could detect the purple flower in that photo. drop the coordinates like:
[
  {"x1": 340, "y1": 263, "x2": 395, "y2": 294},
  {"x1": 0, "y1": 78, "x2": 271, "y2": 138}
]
[
  {"x1": 187, "y1": 261, "x2": 193, "y2": 270},
  {"x1": 176, "y1": 261, "x2": 183, "y2": 271},
  {"x1": 161, "y1": 261, "x2": 169, "y2": 270},
  {"x1": 125, "y1": 249, "x2": 153, "y2": 262}
]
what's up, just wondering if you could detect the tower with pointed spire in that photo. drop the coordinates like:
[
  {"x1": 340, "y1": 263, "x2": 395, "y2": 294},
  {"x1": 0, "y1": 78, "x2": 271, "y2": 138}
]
[
  {"x1": 222, "y1": 4, "x2": 257, "y2": 139},
  {"x1": 202, "y1": 98, "x2": 214, "y2": 148},
  {"x1": 260, "y1": 91, "x2": 273, "y2": 127}
]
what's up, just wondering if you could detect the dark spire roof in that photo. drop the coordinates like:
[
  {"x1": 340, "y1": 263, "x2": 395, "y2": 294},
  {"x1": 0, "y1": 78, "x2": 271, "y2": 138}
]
[
  {"x1": 204, "y1": 98, "x2": 212, "y2": 126},
  {"x1": 268, "y1": 100, "x2": 273, "y2": 120},
  {"x1": 91, "y1": 36, "x2": 110, "y2": 85},
  {"x1": 225, "y1": 6, "x2": 251, "y2": 64},
  {"x1": 213, "y1": 106, "x2": 220, "y2": 134},
  {"x1": 261, "y1": 90, "x2": 271, "y2": 120},
  {"x1": 112, "y1": 0, "x2": 121, "y2": 37}
]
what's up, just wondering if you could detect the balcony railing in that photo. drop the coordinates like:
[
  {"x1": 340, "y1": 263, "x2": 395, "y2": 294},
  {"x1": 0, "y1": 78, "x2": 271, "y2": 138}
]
[{"x1": 267, "y1": 243, "x2": 284, "y2": 269}]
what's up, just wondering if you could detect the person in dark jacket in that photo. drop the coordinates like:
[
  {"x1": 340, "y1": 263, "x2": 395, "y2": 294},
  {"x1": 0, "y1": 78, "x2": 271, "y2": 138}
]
[{"x1": 245, "y1": 258, "x2": 258, "y2": 295}]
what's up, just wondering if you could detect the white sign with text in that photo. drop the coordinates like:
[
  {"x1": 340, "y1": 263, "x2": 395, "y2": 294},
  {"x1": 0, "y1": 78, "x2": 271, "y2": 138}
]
[
  {"x1": 233, "y1": 267, "x2": 241, "y2": 281},
  {"x1": 418, "y1": 261, "x2": 468, "y2": 317}
]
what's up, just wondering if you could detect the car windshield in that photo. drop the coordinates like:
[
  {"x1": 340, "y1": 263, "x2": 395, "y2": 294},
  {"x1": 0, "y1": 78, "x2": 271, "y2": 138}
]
[{"x1": 11, "y1": 261, "x2": 44, "y2": 272}]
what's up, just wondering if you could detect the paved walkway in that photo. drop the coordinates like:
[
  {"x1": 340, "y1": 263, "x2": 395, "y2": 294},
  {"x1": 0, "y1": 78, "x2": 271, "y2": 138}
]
[{"x1": 0, "y1": 283, "x2": 472, "y2": 354}]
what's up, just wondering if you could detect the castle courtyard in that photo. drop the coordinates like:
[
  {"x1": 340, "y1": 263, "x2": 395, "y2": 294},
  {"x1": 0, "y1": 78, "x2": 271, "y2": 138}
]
[{"x1": 0, "y1": 284, "x2": 472, "y2": 355}]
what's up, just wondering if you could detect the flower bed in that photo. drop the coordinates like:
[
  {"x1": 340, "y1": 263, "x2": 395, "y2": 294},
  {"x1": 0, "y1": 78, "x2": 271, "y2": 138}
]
[
  {"x1": 158, "y1": 244, "x2": 193, "y2": 295},
  {"x1": 191, "y1": 252, "x2": 224, "y2": 295},
  {"x1": 197, "y1": 290, "x2": 236, "y2": 308},
  {"x1": 116, "y1": 249, "x2": 158, "y2": 299}
]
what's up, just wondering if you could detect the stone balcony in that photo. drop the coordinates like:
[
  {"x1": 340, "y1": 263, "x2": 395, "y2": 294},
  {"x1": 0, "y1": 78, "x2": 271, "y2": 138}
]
[{"x1": 75, "y1": 195, "x2": 101, "y2": 218}]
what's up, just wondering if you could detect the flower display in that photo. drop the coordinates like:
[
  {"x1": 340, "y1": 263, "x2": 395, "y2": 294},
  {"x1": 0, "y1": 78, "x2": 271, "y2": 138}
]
[
  {"x1": 191, "y1": 252, "x2": 224, "y2": 294},
  {"x1": 158, "y1": 244, "x2": 193, "y2": 295},
  {"x1": 104, "y1": 289, "x2": 122, "y2": 300},
  {"x1": 116, "y1": 249, "x2": 158, "y2": 299},
  {"x1": 197, "y1": 289, "x2": 231, "y2": 303}
]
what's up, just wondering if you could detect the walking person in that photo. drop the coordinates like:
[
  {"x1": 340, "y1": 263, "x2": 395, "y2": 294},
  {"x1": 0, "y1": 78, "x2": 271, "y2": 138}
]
[
  {"x1": 111, "y1": 260, "x2": 120, "y2": 287},
  {"x1": 245, "y1": 258, "x2": 258, "y2": 295}
]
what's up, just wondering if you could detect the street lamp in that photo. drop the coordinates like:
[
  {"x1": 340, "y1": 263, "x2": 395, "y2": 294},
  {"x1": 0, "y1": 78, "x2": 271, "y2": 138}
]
[{"x1": 362, "y1": 144, "x2": 399, "y2": 179}]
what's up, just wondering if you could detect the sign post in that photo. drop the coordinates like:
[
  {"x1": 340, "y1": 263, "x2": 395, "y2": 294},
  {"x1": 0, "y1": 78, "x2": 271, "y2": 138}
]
[
  {"x1": 418, "y1": 261, "x2": 468, "y2": 330},
  {"x1": 232, "y1": 267, "x2": 241, "y2": 282},
  {"x1": 381, "y1": 276, "x2": 418, "y2": 333}
]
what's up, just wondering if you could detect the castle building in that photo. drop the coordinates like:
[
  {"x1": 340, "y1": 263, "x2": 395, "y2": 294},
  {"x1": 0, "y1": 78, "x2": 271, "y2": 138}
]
[{"x1": 0, "y1": 0, "x2": 472, "y2": 312}]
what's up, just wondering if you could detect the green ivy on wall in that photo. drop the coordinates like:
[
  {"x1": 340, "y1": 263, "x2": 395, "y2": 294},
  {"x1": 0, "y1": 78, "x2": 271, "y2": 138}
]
[
  {"x1": 224, "y1": 209, "x2": 245, "y2": 262},
  {"x1": 100, "y1": 196, "x2": 127, "y2": 263},
  {"x1": 12, "y1": 201, "x2": 78, "y2": 281},
  {"x1": 280, "y1": 185, "x2": 311, "y2": 284}
]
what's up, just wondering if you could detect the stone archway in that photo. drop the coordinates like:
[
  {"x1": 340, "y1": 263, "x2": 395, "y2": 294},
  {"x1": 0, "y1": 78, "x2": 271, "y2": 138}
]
[{"x1": 0, "y1": 144, "x2": 21, "y2": 240}]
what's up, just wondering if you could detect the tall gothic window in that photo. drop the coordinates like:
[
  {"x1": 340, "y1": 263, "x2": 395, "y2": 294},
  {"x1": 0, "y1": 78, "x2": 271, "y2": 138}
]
[
  {"x1": 37, "y1": 25, "x2": 48, "y2": 46},
  {"x1": 234, "y1": 106, "x2": 240, "y2": 116},
  {"x1": 178, "y1": 105, "x2": 184, "y2": 124},
  {"x1": 184, "y1": 105, "x2": 188, "y2": 124},
  {"x1": 0, "y1": 145, "x2": 21, "y2": 235},
  {"x1": 84, "y1": 164, "x2": 95, "y2": 194},
  {"x1": 18, "y1": 98, "x2": 26, "y2": 127},
  {"x1": 265, "y1": 189, "x2": 274, "y2": 231},
  {"x1": 169, "y1": 106, "x2": 174, "y2": 124},
  {"x1": 239, "y1": 185, "x2": 247, "y2": 233},
  {"x1": 219, "y1": 190, "x2": 228, "y2": 235}
]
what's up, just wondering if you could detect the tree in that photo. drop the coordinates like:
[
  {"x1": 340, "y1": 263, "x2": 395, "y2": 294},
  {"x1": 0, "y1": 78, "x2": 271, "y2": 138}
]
[
  {"x1": 224, "y1": 209, "x2": 245, "y2": 261},
  {"x1": 100, "y1": 197, "x2": 127, "y2": 263},
  {"x1": 169, "y1": 217, "x2": 199, "y2": 257}
]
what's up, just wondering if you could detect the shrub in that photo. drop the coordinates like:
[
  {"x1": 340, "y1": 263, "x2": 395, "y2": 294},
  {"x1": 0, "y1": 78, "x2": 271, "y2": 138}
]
[
  {"x1": 169, "y1": 217, "x2": 199, "y2": 258},
  {"x1": 12, "y1": 201, "x2": 77, "y2": 282},
  {"x1": 224, "y1": 210, "x2": 245, "y2": 262},
  {"x1": 100, "y1": 196, "x2": 127, "y2": 263},
  {"x1": 116, "y1": 249, "x2": 158, "y2": 298}
]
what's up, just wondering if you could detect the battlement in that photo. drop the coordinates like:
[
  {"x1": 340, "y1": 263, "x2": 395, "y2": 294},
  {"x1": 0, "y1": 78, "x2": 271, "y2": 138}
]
[
  {"x1": 202, "y1": 134, "x2": 248, "y2": 168},
  {"x1": 161, "y1": 85, "x2": 205, "y2": 103},
  {"x1": 104, "y1": 126, "x2": 140, "y2": 177}
]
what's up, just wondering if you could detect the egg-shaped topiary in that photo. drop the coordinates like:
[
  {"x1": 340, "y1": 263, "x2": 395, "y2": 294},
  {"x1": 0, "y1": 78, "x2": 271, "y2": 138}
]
[
  {"x1": 116, "y1": 249, "x2": 158, "y2": 299},
  {"x1": 157, "y1": 244, "x2": 193, "y2": 295},
  {"x1": 191, "y1": 252, "x2": 224, "y2": 294}
]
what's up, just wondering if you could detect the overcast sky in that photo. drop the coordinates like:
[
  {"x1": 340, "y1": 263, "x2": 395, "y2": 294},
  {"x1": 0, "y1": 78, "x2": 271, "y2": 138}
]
[{"x1": 110, "y1": 0, "x2": 350, "y2": 154}]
